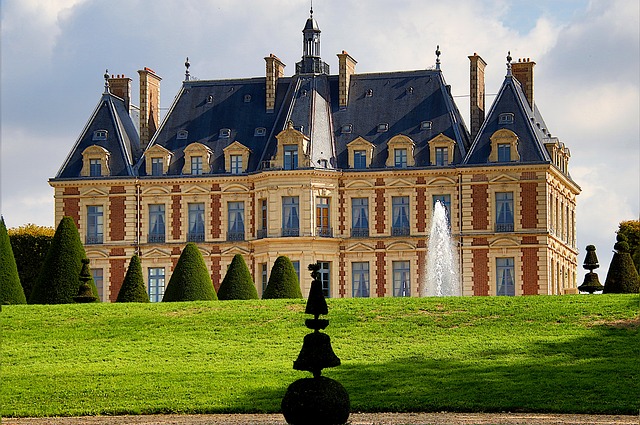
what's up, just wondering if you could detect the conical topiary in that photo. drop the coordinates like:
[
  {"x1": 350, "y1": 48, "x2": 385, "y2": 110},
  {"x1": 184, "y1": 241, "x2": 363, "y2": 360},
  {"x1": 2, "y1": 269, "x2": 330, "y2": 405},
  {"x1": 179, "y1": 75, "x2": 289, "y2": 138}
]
[
  {"x1": 116, "y1": 255, "x2": 149, "y2": 302},
  {"x1": 578, "y1": 245, "x2": 603, "y2": 294},
  {"x1": 29, "y1": 216, "x2": 99, "y2": 304},
  {"x1": 263, "y1": 256, "x2": 302, "y2": 299},
  {"x1": 603, "y1": 234, "x2": 640, "y2": 294},
  {"x1": 162, "y1": 243, "x2": 217, "y2": 301},
  {"x1": 0, "y1": 217, "x2": 26, "y2": 304},
  {"x1": 217, "y1": 254, "x2": 258, "y2": 300}
]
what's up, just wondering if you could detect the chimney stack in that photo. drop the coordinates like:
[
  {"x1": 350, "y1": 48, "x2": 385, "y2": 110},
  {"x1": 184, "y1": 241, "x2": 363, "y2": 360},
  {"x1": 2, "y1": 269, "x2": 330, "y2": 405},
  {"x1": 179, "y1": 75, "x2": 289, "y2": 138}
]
[
  {"x1": 511, "y1": 58, "x2": 535, "y2": 108},
  {"x1": 108, "y1": 74, "x2": 132, "y2": 112},
  {"x1": 265, "y1": 54, "x2": 286, "y2": 113},
  {"x1": 468, "y1": 53, "x2": 487, "y2": 141},
  {"x1": 337, "y1": 51, "x2": 357, "y2": 108},
  {"x1": 138, "y1": 67, "x2": 161, "y2": 147}
]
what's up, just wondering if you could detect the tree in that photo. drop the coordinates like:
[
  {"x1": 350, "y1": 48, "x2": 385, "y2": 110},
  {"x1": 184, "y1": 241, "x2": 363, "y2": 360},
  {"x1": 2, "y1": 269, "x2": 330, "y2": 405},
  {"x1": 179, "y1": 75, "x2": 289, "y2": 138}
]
[
  {"x1": 162, "y1": 243, "x2": 217, "y2": 301},
  {"x1": 0, "y1": 217, "x2": 26, "y2": 304},
  {"x1": 8, "y1": 223, "x2": 54, "y2": 300},
  {"x1": 217, "y1": 254, "x2": 258, "y2": 300},
  {"x1": 116, "y1": 255, "x2": 149, "y2": 302},
  {"x1": 263, "y1": 256, "x2": 302, "y2": 299},
  {"x1": 617, "y1": 220, "x2": 640, "y2": 274},
  {"x1": 603, "y1": 234, "x2": 640, "y2": 294},
  {"x1": 29, "y1": 216, "x2": 99, "y2": 304}
]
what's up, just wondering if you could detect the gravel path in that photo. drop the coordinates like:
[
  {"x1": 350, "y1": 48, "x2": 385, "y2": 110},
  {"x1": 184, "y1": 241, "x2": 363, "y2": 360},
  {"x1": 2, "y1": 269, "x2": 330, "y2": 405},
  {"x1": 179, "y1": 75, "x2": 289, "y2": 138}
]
[{"x1": 3, "y1": 412, "x2": 639, "y2": 425}]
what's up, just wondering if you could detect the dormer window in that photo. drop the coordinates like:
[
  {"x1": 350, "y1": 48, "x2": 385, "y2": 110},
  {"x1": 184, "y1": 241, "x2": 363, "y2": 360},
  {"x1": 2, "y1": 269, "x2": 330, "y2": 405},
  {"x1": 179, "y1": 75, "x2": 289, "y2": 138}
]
[
  {"x1": 427, "y1": 134, "x2": 456, "y2": 166},
  {"x1": 366, "y1": 89, "x2": 373, "y2": 97},
  {"x1": 406, "y1": 87, "x2": 414, "y2": 95},
  {"x1": 151, "y1": 157, "x2": 164, "y2": 176},
  {"x1": 244, "y1": 94, "x2": 252, "y2": 103},
  {"x1": 219, "y1": 128, "x2": 231, "y2": 138},
  {"x1": 191, "y1": 156, "x2": 203, "y2": 175},
  {"x1": 499, "y1": 113, "x2": 514, "y2": 124},
  {"x1": 223, "y1": 141, "x2": 252, "y2": 175},
  {"x1": 341, "y1": 124, "x2": 353, "y2": 134},
  {"x1": 347, "y1": 137, "x2": 374, "y2": 169},
  {"x1": 377, "y1": 123, "x2": 389, "y2": 133},
  {"x1": 182, "y1": 143, "x2": 213, "y2": 175},
  {"x1": 144, "y1": 145, "x2": 173, "y2": 176},
  {"x1": 207, "y1": 95, "x2": 214, "y2": 103},
  {"x1": 93, "y1": 130, "x2": 108, "y2": 141},
  {"x1": 89, "y1": 159, "x2": 102, "y2": 177},
  {"x1": 420, "y1": 121, "x2": 432, "y2": 131},
  {"x1": 497, "y1": 144, "x2": 511, "y2": 162},
  {"x1": 255, "y1": 127, "x2": 266, "y2": 136},
  {"x1": 177, "y1": 130, "x2": 188, "y2": 140},
  {"x1": 489, "y1": 129, "x2": 520, "y2": 163},
  {"x1": 386, "y1": 135, "x2": 415, "y2": 168},
  {"x1": 81, "y1": 145, "x2": 110, "y2": 177}
]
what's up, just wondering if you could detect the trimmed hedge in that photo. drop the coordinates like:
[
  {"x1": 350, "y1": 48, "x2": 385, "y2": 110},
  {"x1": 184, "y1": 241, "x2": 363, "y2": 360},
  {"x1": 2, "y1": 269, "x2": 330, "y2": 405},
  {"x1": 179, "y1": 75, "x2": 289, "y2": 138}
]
[
  {"x1": 7, "y1": 224, "x2": 53, "y2": 300},
  {"x1": 0, "y1": 217, "x2": 26, "y2": 304},
  {"x1": 29, "y1": 216, "x2": 99, "y2": 304},
  {"x1": 217, "y1": 254, "x2": 258, "y2": 300},
  {"x1": 263, "y1": 255, "x2": 302, "y2": 299},
  {"x1": 162, "y1": 243, "x2": 217, "y2": 302},
  {"x1": 116, "y1": 255, "x2": 149, "y2": 303},
  {"x1": 603, "y1": 234, "x2": 640, "y2": 294}
]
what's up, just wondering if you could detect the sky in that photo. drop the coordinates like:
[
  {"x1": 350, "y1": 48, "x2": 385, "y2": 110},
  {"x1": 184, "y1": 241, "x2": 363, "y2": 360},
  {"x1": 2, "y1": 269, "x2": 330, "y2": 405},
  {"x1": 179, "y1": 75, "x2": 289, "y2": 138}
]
[{"x1": 1, "y1": 0, "x2": 638, "y2": 282}]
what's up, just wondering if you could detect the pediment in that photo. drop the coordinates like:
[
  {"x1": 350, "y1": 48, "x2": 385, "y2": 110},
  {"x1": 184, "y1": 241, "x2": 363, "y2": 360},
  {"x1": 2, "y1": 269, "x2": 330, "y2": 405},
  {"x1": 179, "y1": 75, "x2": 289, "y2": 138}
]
[
  {"x1": 388, "y1": 178, "x2": 413, "y2": 188},
  {"x1": 428, "y1": 133, "x2": 456, "y2": 146},
  {"x1": 489, "y1": 237, "x2": 520, "y2": 248},
  {"x1": 82, "y1": 144, "x2": 110, "y2": 156},
  {"x1": 222, "y1": 184, "x2": 251, "y2": 193},
  {"x1": 81, "y1": 187, "x2": 109, "y2": 197},
  {"x1": 221, "y1": 246, "x2": 250, "y2": 256},
  {"x1": 345, "y1": 180, "x2": 375, "y2": 189},
  {"x1": 142, "y1": 186, "x2": 171, "y2": 195},
  {"x1": 388, "y1": 134, "x2": 415, "y2": 147},
  {"x1": 427, "y1": 176, "x2": 457, "y2": 186},
  {"x1": 490, "y1": 174, "x2": 519, "y2": 183},
  {"x1": 184, "y1": 142, "x2": 213, "y2": 155},
  {"x1": 345, "y1": 242, "x2": 375, "y2": 252},
  {"x1": 387, "y1": 241, "x2": 415, "y2": 251},
  {"x1": 346, "y1": 137, "x2": 373, "y2": 149},
  {"x1": 222, "y1": 141, "x2": 251, "y2": 154},
  {"x1": 141, "y1": 248, "x2": 172, "y2": 258},
  {"x1": 183, "y1": 185, "x2": 210, "y2": 195},
  {"x1": 145, "y1": 144, "x2": 172, "y2": 156},
  {"x1": 86, "y1": 249, "x2": 110, "y2": 258}
]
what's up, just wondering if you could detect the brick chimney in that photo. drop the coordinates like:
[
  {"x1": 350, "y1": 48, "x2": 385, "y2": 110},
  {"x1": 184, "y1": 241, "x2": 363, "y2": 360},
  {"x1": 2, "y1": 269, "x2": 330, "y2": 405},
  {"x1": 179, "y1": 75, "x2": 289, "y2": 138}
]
[
  {"x1": 468, "y1": 53, "x2": 487, "y2": 141},
  {"x1": 337, "y1": 51, "x2": 357, "y2": 108},
  {"x1": 265, "y1": 54, "x2": 286, "y2": 113},
  {"x1": 138, "y1": 67, "x2": 161, "y2": 147},
  {"x1": 108, "y1": 74, "x2": 132, "y2": 112},
  {"x1": 511, "y1": 58, "x2": 535, "y2": 108}
]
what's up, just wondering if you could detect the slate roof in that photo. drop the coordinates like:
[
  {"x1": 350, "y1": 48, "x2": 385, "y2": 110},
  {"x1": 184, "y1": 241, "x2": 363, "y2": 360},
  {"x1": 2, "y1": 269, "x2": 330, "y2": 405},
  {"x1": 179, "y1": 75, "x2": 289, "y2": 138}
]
[{"x1": 55, "y1": 92, "x2": 141, "y2": 179}]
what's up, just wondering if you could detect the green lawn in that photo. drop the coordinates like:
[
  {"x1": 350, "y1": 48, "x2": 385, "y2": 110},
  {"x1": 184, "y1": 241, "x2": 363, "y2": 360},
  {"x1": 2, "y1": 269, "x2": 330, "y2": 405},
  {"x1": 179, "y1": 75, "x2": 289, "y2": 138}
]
[{"x1": 1, "y1": 295, "x2": 638, "y2": 417}]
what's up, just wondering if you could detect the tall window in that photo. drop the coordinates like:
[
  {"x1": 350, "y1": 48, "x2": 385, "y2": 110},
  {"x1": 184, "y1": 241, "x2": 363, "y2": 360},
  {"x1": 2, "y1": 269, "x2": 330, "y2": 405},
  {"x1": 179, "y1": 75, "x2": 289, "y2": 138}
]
[
  {"x1": 496, "y1": 258, "x2": 515, "y2": 296},
  {"x1": 230, "y1": 155, "x2": 242, "y2": 174},
  {"x1": 496, "y1": 192, "x2": 514, "y2": 232},
  {"x1": 393, "y1": 261, "x2": 411, "y2": 297},
  {"x1": 392, "y1": 196, "x2": 410, "y2": 236},
  {"x1": 188, "y1": 203, "x2": 205, "y2": 242},
  {"x1": 92, "y1": 268, "x2": 103, "y2": 302},
  {"x1": 434, "y1": 147, "x2": 448, "y2": 166},
  {"x1": 148, "y1": 204, "x2": 165, "y2": 243},
  {"x1": 257, "y1": 199, "x2": 268, "y2": 239},
  {"x1": 318, "y1": 262, "x2": 330, "y2": 298},
  {"x1": 394, "y1": 148, "x2": 407, "y2": 168},
  {"x1": 284, "y1": 145, "x2": 298, "y2": 170},
  {"x1": 151, "y1": 158, "x2": 163, "y2": 176},
  {"x1": 89, "y1": 159, "x2": 102, "y2": 177},
  {"x1": 432, "y1": 194, "x2": 451, "y2": 224},
  {"x1": 292, "y1": 261, "x2": 301, "y2": 285},
  {"x1": 351, "y1": 198, "x2": 369, "y2": 237},
  {"x1": 148, "y1": 268, "x2": 165, "y2": 302},
  {"x1": 353, "y1": 150, "x2": 366, "y2": 169},
  {"x1": 227, "y1": 202, "x2": 245, "y2": 241},
  {"x1": 261, "y1": 263, "x2": 268, "y2": 294},
  {"x1": 352, "y1": 262, "x2": 369, "y2": 298},
  {"x1": 191, "y1": 156, "x2": 203, "y2": 175},
  {"x1": 316, "y1": 197, "x2": 331, "y2": 237},
  {"x1": 497, "y1": 144, "x2": 511, "y2": 162},
  {"x1": 87, "y1": 206, "x2": 103, "y2": 244},
  {"x1": 282, "y1": 197, "x2": 299, "y2": 236}
]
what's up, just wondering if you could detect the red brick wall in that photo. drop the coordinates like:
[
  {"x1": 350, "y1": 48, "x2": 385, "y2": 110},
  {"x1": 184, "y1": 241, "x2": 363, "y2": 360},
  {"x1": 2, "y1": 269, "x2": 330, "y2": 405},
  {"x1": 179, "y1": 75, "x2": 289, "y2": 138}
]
[
  {"x1": 171, "y1": 247, "x2": 181, "y2": 271},
  {"x1": 171, "y1": 194, "x2": 181, "y2": 240},
  {"x1": 109, "y1": 190, "x2": 126, "y2": 241},
  {"x1": 63, "y1": 187, "x2": 80, "y2": 226},
  {"x1": 417, "y1": 240, "x2": 426, "y2": 295},
  {"x1": 211, "y1": 184, "x2": 221, "y2": 239},
  {"x1": 472, "y1": 249, "x2": 489, "y2": 296},
  {"x1": 249, "y1": 183, "x2": 255, "y2": 236},
  {"x1": 338, "y1": 249, "x2": 346, "y2": 297},
  {"x1": 416, "y1": 186, "x2": 427, "y2": 232},
  {"x1": 338, "y1": 186, "x2": 346, "y2": 234},
  {"x1": 375, "y1": 241, "x2": 386, "y2": 297},
  {"x1": 108, "y1": 247, "x2": 127, "y2": 302},
  {"x1": 520, "y1": 182, "x2": 538, "y2": 229},
  {"x1": 471, "y1": 184, "x2": 489, "y2": 230},
  {"x1": 521, "y1": 247, "x2": 540, "y2": 295},
  {"x1": 375, "y1": 178, "x2": 385, "y2": 234},
  {"x1": 210, "y1": 246, "x2": 221, "y2": 291}
]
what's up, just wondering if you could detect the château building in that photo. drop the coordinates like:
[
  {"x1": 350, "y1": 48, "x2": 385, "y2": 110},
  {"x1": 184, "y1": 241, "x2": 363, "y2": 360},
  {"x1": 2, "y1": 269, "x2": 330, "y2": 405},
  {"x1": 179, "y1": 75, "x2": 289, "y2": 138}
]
[{"x1": 51, "y1": 11, "x2": 580, "y2": 301}]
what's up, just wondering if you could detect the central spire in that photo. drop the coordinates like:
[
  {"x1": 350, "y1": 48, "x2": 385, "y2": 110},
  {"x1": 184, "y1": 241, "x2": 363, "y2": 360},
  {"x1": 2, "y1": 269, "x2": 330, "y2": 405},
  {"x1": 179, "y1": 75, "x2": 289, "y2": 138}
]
[{"x1": 296, "y1": 6, "x2": 329, "y2": 74}]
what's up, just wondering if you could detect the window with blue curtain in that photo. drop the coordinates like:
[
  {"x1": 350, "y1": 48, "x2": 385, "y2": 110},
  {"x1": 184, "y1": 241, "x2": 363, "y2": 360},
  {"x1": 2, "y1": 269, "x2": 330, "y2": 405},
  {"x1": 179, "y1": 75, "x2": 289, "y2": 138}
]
[
  {"x1": 148, "y1": 268, "x2": 165, "y2": 302},
  {"x1": 188, "y1": 203, "x2": 205, "y2": 241},
  {"x1": 227, "y1": 201, "x2": 245, "y2": 241},
  {"x1": 282, "y1": 196, "x2": 299, "y2": 236},
  {"x1": 352, "y1": 262, "x2": 370, "y2": 297},
  {"x1": 393, "y1": 261, "x2": 411, "y2": 297},
  {"x1": 496, "y1": 192, "x2": 514, "y2": 232},
  {"x1": 87, "y1": 205, "x2": 103, "y2": 244},
  {"x1": 351, "y1": 198, "x2": 369, "y2": 237},
  {"x1": 148, "y1": 204, "x2": 165, "y2": 242},
  {"x1": 392, "y1": 196, "x2": 410, "y2": 236},
  {"x1": 496, "y1": 258, "x2": 515, "y2": 296}
]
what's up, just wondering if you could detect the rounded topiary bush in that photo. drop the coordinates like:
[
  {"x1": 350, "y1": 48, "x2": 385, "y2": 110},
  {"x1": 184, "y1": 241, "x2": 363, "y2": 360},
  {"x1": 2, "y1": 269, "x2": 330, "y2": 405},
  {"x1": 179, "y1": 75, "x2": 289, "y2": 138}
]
[
  {"x1": 116, "y1": 255, "x2": 149, "y2": 302},
  {"x1": 0, "y1": 217, "x2": 26, "y2": 304},
  {"x1": 281, "y1": 376, "x2": 350, "y2": 425},
  {"x1": 262, "y1": 255, "x2": 302, "y2": 299},
  {"x1": 217, "y1": 254, "x2": 258, "y2": 300},
  {"x1": 162, "y1": 243, "x2": 217, "y2": 301},
  {"x1": 29, "y1": 216, "x2": 98, "y2": 304},
  {"x1": 603, "y1": 235, "x2": 640, "y2": 294}
]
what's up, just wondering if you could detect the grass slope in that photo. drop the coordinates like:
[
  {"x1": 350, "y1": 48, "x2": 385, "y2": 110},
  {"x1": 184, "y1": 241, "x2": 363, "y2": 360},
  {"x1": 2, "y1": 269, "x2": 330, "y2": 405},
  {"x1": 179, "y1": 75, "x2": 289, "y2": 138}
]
[{"x1": 1, "y1": 295, "x2": 638, "y2": 417}]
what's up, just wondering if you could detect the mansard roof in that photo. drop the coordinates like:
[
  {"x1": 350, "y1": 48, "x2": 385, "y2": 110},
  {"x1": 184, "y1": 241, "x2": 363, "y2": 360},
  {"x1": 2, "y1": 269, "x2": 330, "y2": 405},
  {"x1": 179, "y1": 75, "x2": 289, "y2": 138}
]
[
  {"x1": 463, "y1": 74, "x2": 553, "y2": 165},
  {"x1": 55, "y1": 91, "x2": 141, "y2": 179}
]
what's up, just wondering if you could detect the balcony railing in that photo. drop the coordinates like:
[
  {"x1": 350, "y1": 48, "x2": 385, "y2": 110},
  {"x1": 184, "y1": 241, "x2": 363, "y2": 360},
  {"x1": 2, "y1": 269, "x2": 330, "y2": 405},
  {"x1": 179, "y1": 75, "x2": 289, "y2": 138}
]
[
  {"x1": 317, "y1": 226, "x2": 333, "y2": 238},
  {"x1": 282, "y1": 227, "x2": 300, "y2": 237},
  {"x1": 148, "y1": 234, "x2": 165, "y2": 243},
  {"x1": 227, "y1": 231, "x2": 245, "y2": 242},
  {"x1": 256, "y1": 228, "x2": 268, "y2": 239},
  {"x1": 351, "y1": 228, "x2": 369, "y2": 238},
  {"x1": 496, "y1": 223, "x2": 514, "y2": 232},
  {"x1": 86, "y1": 234, "x2": 103, "y2": 245},
  {"x1": 187, "y1": 232, "x2": 205, "y2": 242},
  {"x1": 391, "y1": 226, "x2": 410, "y2": 237}
]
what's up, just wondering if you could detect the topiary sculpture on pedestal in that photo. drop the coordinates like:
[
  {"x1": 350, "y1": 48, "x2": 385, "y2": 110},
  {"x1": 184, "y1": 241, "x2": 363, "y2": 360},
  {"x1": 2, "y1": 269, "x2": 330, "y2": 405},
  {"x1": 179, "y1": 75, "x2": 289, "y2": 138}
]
[
  {"x1": 281, "y1": 262, "x2": 350, "y2": 425},
  {"x1": 73, "y1": 259, "x2": 99, "y2": 303},
  {"x1": 578, "y1": 245, "x2": 604, "y2": 294},
  {"x1": 603, "y1": 234, "x2": 640, "y2": 294}
]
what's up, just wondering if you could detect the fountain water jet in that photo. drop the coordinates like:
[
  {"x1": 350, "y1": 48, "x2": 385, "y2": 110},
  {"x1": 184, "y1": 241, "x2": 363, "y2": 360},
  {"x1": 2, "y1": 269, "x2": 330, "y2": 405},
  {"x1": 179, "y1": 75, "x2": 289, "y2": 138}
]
[{"x1": 422, "y1": 200, "x2": 461, "y2": 296}]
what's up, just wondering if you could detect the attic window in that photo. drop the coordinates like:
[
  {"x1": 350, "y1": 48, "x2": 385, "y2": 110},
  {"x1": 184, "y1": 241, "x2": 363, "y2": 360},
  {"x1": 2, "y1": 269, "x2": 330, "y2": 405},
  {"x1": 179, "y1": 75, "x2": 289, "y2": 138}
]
[
  {"x1": 244, "y1": 94, "x2": 252, "y2": 103},
  {"x1": 219, "y1": 128, "x2": 231, "y2": 138},
  {"x1": 177, "y1": 130, "x2": 188, "y2": 140},
  {"x1": 420, "y1": 121, "x2": 432, "y2": 131},
  {"x1": 207, "y1": 95, "x2": 214, "y2": 103},
  {"x1": 341, "y1": 124, "x2": 353, "y2": 134},
  {"x1": 406, "y1": 87, "x2": 414, "y2": 95},
  {"x1": 499, "y1": 113, "x2": 514, "y2": 124},
  {"x1": 93, "y1": 130, "x2": 108, "y2": 141},
  {"x1": 377, "y1": 123, "x2": 389, "y2": 133},
  {"x1": 255, "y1": 127, "x2": 266, "y2": 136},
  {"x1": 366, "y1": 89, "x2": 373, "y2": 97}
]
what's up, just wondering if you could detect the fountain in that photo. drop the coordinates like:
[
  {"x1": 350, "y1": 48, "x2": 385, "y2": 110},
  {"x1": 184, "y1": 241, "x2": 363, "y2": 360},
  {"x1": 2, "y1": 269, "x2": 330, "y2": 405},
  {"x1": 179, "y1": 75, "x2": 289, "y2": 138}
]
[{"x1": 422, "y1": 200, "x2": 461, "y2": 296}]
